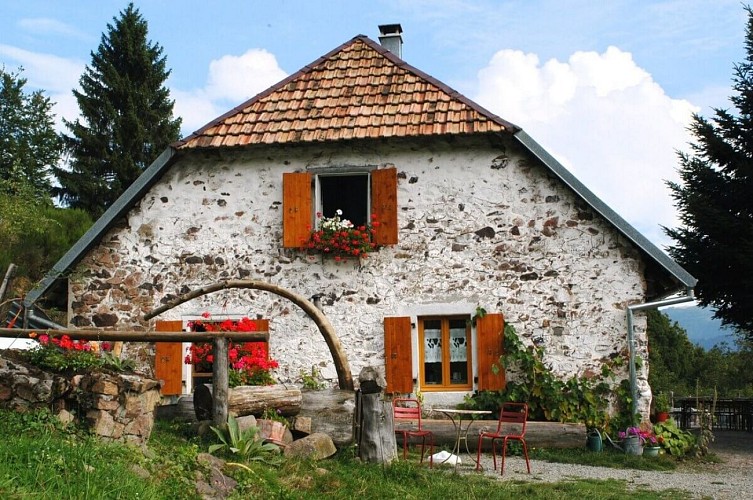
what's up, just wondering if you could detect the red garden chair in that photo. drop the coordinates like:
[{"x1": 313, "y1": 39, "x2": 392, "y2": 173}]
[
  {"x1": 392, "y1": 398, "x2": 434, "y2": 467},
  {"x1": 475, "y1": 402, "x2": 531, "y2": 474}
]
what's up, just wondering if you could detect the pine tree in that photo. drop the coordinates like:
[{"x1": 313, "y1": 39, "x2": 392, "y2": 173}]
[
  {"x1": 54, "y1": 3, "x2": 181, "y2": 218},
  {"x1": 665, "y1": 5, "x2": 753, "y2": 340},
  {"x1": 0, "y1": 67, "x2": 61, "y2": 197}
]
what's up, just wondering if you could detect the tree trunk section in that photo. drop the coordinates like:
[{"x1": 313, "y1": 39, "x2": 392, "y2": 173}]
[
  {"x1": 297, "y1": 388, "x2": 355, "y2": 448},
  {"x1": 212, "y1": 337, "x2": 229, "y2": 425},
  {"x1": 358, "y1": 391, "x2": 397, "y2": 463},
  {"x1": 194, "y1": 384, "x2": 302, "y2": 421}
]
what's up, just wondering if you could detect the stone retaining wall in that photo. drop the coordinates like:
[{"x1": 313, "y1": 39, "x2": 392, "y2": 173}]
[{"x1": 0, "y1": 350, "x2": 160, "y2": 444}]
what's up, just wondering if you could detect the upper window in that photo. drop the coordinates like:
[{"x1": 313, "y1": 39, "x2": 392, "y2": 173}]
[
  {"x1": 317, "y1": 173, "x2": 370, "y2": 228},
  {"x1": 418, "y1": 316, "x2": 472, "y2": 391},
  {"x1": 282, "y1": 167, "x2": 398, "y2": 248}
]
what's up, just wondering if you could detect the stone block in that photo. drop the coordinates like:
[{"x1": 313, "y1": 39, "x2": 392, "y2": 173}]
[
  {"x1": 92, "y1": 379, "x2": 119, "y2": 396},
  {"x1": 283, "y1": 432, "x2": 336, "y2": 460}
]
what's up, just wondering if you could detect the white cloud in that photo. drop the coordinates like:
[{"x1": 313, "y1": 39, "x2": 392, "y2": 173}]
[
  {"x1": 474, "y1": 46, "x2": 698, "y2": 247},
  {"x1": 174, "y1": 48, "x2": 288, "y2": 134},
  {"x1": 17, "y1": 17, "x2": 90, "y2": 41}
]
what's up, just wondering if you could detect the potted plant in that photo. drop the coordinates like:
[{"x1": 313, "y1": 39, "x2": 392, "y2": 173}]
[
  {"x1": 654, "y1": 392, "x2": 671, "y2": 423},
  {"x1": 618, "y1": 426, "x2": 645, "y2": 455},
  {"x1": 301, "y1": 210, "x2": 379, "y2": 261},
  {"x1": 642, "y1": 428, "x2": 663, "y2": 457},
  {"x1": 258, "y1": 407, "x2": 290, "y2": 446}
]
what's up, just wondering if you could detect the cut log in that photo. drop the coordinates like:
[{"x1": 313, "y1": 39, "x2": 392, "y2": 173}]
[
  {"x1": 419, "y1": 418, "x2": 586, "y2": 450},
  {"x1": 194, "y1": 384, "x2": 302, "y2": 421},
  {"x1": 358, "y1": 391, "x2": 397, "y2": 463},
  {"x1": 297, "y1": 388, "x2": 356, "y2": 448}
]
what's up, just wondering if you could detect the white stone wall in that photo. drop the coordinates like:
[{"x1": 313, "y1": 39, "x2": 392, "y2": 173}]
[{"x1": 69, "y1": 135, "x2": 650, "y2": 412}]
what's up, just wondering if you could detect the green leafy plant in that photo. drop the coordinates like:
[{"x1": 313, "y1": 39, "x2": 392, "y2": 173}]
[
  {"x1": 261, "y1": 407, "x2": 289, "y2": 427},
  {"x1": 653, "y1": 391, "x2": 671, "y2": 413},
  {"x1": 299, "y1": 367, "x2": 326, "y2": 390},
  {"x1": 653, "y1": 420, "x2": 695, "y2": 456},
  {"x1": 464, "y1": 324, "x2": 618, "y2": 432},
  {"x1": 208, "y1": 415, "x2": 281, "y2": 463}
]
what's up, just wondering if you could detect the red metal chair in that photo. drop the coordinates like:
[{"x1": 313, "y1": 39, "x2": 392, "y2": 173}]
[
  {"x1": 475, "y1": 402, "x2": 531, "y2": 474},
  {"x1": 392, "y1": 398, "x2": 434, "y2": 467}
]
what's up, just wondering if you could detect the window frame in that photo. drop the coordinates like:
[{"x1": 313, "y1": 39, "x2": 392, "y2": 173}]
[
  {"x1": 314, "y1": 171, "x2": 372, "y2": 229},
  {"x1": 417, "y1": 315, "x2": 473, "y2": 391}
]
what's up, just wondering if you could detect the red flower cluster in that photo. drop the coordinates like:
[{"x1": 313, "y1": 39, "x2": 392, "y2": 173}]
[
  {"x1": 302, "y1": 211, "x2": 380, "y2": 260},
  {"x1": 185, "y1": 315, "x2": 278, "y2": 386},
  {"x1": 35, "y1": 333, "x2": 92, "y2": 352}
]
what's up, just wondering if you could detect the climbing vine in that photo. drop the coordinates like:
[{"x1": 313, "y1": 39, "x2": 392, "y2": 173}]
[{"x1": 463, "y1": 323, "x2": 635, "y2": 434}]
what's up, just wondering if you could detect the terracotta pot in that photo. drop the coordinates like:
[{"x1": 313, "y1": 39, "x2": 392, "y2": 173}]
[
  {"x1": 257, "y1": 419, "x2": 287, "y2": 445},
  {"x1": 656, "y1": 411, "x2": 670, "y2": 423}
]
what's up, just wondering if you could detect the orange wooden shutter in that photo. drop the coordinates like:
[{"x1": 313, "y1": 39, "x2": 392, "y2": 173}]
[
  {"x1": 371, "y1": 167, "x2": 398, "y2": 245},
  {"x1": 476, "y1": 313, "x2": 506, "y2": 391},
  {"x1": 155, "y1": 320, "x2": 184, "y2": 396},
  {"x1": 246, "y1": 318, "x2": 270, "y2": 358},
  {"x1": 384, "y1": 316, "x2": 412, "y2": 393},
  {"x1": 283, "y1": 172, "x2": 312, "y2": 248}
]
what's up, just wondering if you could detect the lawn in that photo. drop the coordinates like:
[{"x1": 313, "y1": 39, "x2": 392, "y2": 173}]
[{"x1": 0, "y1": 408, "x2": 696, "y2": 499}]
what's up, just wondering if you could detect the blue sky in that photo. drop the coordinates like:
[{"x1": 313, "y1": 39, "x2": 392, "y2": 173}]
[{"x1": 0, "y1": 0, "x2": 748, "y2": 248}]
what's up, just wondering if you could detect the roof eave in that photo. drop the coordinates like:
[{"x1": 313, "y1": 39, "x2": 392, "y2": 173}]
[{"x1": 514, "y1": 130, "x2": 698, "y2": 291}]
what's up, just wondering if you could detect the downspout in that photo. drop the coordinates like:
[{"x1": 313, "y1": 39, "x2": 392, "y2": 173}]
[{"x1": 626, "y1": 287, "x2": 695, "y2": 416}]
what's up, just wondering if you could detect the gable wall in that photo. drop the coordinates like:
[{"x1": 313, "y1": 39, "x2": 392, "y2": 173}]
[{"x1": 69, "y1": 135, "x2": 651, "y2": 412}]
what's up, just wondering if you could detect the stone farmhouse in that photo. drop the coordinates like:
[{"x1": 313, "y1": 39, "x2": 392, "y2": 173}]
[{"x1": 24, "y1": 26, "x2": 696, "y2": 414}]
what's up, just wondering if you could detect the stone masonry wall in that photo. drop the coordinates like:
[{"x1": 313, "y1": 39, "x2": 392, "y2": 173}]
[
  {"x1": 0, "y1": 351, "x2": 161, "y2": 444},
  {"x1": 67, "y1": 135, "x2": 653, "y2": 416}
]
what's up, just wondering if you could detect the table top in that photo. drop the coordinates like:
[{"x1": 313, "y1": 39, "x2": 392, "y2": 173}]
[{"x1": 434, "y1": 408, "x2": 492, "y2": 415}]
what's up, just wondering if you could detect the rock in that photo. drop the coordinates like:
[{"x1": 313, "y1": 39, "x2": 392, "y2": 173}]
[
  {"x1": 283, "y1": 432, "x2": 337, "y2": 460},
  {"x1": 234, "y1": 415, "x2": 257, "y2": 433}
]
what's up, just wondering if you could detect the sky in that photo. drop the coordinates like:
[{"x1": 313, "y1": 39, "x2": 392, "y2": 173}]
[{"x1": 0, "y1": 0, "x2": 748, "y2": 250}]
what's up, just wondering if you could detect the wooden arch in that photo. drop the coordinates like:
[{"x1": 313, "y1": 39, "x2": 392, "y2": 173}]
[{"x1": 143, "y1": 279, "x2": 354, "y2": 390}]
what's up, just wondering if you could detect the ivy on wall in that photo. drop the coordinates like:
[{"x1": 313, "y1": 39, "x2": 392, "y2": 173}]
[{"x1": 464, "y1": 323, "x2": 636, "y2": 433}]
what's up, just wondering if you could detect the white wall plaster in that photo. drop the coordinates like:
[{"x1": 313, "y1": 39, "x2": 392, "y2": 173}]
[{"x1": 69, "y1": 136, "x2": 652, "y2": 416}]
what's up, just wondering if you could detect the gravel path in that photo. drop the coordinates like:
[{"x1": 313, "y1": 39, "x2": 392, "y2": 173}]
[{"x1": 448, "y1": 431, "x2": 753, "y2": 499}]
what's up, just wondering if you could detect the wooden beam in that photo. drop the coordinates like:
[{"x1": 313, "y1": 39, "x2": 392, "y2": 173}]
[{"x1": 0, "y1": 328, "x2": 269, "y2": 343}]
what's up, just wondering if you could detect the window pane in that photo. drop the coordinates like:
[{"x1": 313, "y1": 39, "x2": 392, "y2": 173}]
[
  {"x1": 449, "y1": 319, "x2": 468, "y2": 384},
  {"x1": 319, "y1": 175, "x2": 369, "y2": 227},
  {"x1": 424, "y1": 320, "x2": 442, "y2": 385}
]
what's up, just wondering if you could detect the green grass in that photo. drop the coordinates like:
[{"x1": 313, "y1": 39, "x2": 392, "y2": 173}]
[{"x1": 0, "y1": 409, "x2": 700, "y2": 499}]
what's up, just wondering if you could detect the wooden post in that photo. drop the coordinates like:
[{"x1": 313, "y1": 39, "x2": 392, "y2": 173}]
[
  {"x1": 357, "y1": 367, "x2": 397, "y2": 463},
  {"x1": 212, "y1": 337, "x2": 229, "y2": 426}
]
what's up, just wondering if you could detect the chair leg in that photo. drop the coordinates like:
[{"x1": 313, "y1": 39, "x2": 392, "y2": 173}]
[
  {"x1": 521, "y1": 439, "x2": 531, "y2": 474},
  {"x1": 402, "y1": 433, "x2": 408, "y2": 460},
  {"x1": 475, "y1": 435, "x2": 483, "y2": 471}
]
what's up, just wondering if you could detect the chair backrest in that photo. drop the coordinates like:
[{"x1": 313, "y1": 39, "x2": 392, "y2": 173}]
[
  {"x1": 496, "y1": 402, "x2": 528, "y2": 436},
  {"x1": 393, "y1": 398, "x2": 424, "y2": 428}
]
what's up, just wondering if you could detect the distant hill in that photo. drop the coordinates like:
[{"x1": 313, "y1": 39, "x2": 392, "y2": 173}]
[{"x1": 661, "y1": 305, "x2": 739, "y2": 350}]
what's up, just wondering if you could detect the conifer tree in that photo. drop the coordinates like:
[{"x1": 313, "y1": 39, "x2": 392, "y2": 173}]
[
  {"x1": 0, "y1": 67, "x2": 61, "y2": 197},
  {"x1": 666, "y1": 5, "x2": 753, "y2": 340},
  {"x1": 54, "y1": 3, "x2": 181, "y2": 218}
]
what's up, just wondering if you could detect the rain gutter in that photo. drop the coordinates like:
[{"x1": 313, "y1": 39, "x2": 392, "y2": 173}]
[{"x1": 626, "y1": 288, "x2": 695, "y2": 416}]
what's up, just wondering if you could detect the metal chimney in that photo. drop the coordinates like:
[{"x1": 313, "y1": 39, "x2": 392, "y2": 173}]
[{"x1": 378, "y1": 24, "x2": 403, "y2": 58}]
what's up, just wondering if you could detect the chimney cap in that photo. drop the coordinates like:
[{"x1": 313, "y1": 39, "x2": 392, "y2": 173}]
[{"x1": 378, "y1": 24, "x2": 403, "y2": 36}]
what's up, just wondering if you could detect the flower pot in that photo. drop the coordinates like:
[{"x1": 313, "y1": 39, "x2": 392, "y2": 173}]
[
  {"x1": 623, "y1": 435, "x2": 643, "y2": 456},
  {"x1": 656, "y1": 411, "x2": 670, "y2": 423},
  {"x1": 257, "y1": 419, "x2": 287, "y2": 446},
  {"x1": 644, "y1": 446, "x2": 661, "y2": 457}
]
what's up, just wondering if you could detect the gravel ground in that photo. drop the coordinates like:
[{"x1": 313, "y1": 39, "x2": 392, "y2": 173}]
[{"x1": 445, "y1": 431, "x2": 753, "y2": 499}]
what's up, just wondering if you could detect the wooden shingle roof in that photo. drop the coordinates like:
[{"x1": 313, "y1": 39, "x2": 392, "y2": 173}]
[{"x1": 176, "y1": 35, "x2": 518, "y2": 149}]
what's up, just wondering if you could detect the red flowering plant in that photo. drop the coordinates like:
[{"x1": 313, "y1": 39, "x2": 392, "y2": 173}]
[
  {"x1": 302, "y1": 209, "x2": 380, "y2": 261},
  {"x1": 186, "y1": 313, "x2": 278, "y2": 388},
  {"x1": 22, "y1": 332, "x2": 128, "y2": 372}
]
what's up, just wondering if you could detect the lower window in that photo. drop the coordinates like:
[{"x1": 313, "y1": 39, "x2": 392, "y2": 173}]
[{"x1": 418, "y1": 316, "x2": 472, "y2": 390}]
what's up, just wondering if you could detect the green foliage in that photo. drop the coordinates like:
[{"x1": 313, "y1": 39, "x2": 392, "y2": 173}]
[
  {"x1": 209, "y1": 415, "x2": 281, "y2": 463},
  {"x1": 665, "y1": 5, "x2": 753, "y2": 340},
  {"x1": 647, "y1": 309, "x2": 753, "y2": 398},
  {"x1": 21, "y1": 341, "x2": 135, "y2": 373},
  {"x1": 261, "y1": 407, "x2": 290, "y2": 426},
  {"x1": 653, "y1": 392, "x2": 670, "y2": 413},
  {"x1": 464, "y1": 324, "x2": 619, "y2": 432},
  {"x1": 653, "y1": 420, "x2": 695, "y2": 457},
  {"x1": 54, "y1": 3, "x2": 181, "y2": 218},
  {"x1": 299, "y1": 366, "x2": 326, "y2": 390},
  {"x1": 0, "y1": 67, "x2": 61, "y2": 197}
]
